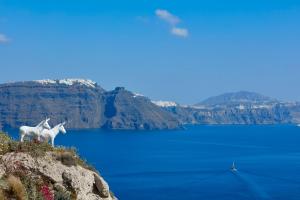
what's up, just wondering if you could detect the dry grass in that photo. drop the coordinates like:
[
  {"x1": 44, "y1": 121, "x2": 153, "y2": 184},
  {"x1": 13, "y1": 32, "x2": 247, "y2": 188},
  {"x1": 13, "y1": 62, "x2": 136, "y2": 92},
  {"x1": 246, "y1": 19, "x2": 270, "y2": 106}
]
[
  {"x1": 54, "y1": 147, "x2": 97, "y2": 172},
  {"x1": 0, "y1": 132, "x2": 94, "y2": 171},
  {"x1": 7, "y1": 175, "x2": 27, "y2": 200},
  {"x1": 55, "y1": 151, "x2": 76, "y2": 167},
  {"x1": 0, "y1": 189, "x2": 6, "y2": 200},
  {"x1": 0, "y1": 132, "x2": 98, "y2": 200}
]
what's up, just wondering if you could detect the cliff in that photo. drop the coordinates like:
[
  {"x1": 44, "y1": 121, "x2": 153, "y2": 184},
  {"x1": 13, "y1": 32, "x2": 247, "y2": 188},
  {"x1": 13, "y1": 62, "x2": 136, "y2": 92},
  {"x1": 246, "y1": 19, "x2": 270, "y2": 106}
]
[
  {"x1": 1, "y1": 80, "x2": 299, "y2": 129},
  {"x1": 0, "y1": 80, "x2": 105, "y2": 129},
  {"x1": 0, "y1": 132, "x2": 116, "y2": 200},
  {"x1": 102, "y1": 87, "x2": 180, "y2": 130},
  {"x1": 157, "y1": 91, "x2": 300, "y2": 125},
  {"x1": 0, "y1": 79, "x2": 181, "y2": 130},
  {"x1": 164, "y1": 104, "x2": 292, "y2": 125}
]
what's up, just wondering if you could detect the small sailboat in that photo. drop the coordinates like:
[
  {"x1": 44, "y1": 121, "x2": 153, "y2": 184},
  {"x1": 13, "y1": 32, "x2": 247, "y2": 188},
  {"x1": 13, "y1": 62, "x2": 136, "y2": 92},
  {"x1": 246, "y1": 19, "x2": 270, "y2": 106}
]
[{"x1": 231, "y1": 162, "x2": 237, "y2": 172}]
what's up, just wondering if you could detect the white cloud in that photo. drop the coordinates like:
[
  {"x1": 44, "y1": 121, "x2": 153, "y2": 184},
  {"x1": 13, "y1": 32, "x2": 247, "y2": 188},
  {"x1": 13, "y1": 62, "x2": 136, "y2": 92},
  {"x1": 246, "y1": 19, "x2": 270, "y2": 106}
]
[
  {"x1": 155, "y1": 9, "x2": 180, "y2": 25},
  {"x1": 0, "y1": 33, "x2": 10, "y2": 43},
  {"x1": 171, "y1": 27, "x2": 189, "y2": 38},
  {"x1": 155, "y1": 9, "x2": 189, "y2": 38}
]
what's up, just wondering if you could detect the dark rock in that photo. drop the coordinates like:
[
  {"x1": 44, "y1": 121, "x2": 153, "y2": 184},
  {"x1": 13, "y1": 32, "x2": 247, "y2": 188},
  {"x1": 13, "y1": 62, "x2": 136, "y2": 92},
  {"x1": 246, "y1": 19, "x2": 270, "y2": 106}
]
[{"x1": 102, "y1": 88, "x2": 181, "y2": 130}]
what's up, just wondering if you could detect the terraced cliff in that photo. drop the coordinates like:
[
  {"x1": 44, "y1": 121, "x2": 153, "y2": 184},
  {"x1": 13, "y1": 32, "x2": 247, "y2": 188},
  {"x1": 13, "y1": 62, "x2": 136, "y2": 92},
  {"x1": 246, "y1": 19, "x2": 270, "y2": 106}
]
[
  {"x1": 0, "y1": 79, "x2": 181, "y2": 130},
  {"x1": 164, "y1": 104, "x2": 293, "y2": 125},
  {"x1": 0, "y1": 80, "x2": 299, "y2": 130},
  {"x1": 159, "y1": 91, "x2": 299, "y2": 125}
]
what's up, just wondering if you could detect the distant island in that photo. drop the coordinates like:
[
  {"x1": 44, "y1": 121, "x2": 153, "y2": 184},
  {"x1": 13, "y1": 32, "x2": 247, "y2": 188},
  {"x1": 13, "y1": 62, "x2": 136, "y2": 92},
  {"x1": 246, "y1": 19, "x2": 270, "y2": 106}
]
[
  {"x1": 0, "y1": 79, "x2": 299, "y2": 130},
  {"x1": 163, "y1": 91, "x2": 299, "y2": 125}
]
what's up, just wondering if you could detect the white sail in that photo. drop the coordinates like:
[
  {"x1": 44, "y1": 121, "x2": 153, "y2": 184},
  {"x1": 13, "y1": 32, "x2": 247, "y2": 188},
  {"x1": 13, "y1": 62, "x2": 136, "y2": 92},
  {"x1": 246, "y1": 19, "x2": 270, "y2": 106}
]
[{"x1": 231, "y1": 162, "x2": 237, "y2": 172}]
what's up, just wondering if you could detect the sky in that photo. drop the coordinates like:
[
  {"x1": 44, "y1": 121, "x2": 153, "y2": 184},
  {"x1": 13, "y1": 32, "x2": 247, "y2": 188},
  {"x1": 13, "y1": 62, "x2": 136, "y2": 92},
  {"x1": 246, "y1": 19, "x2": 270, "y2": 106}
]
[{"x1": 0, "y1": 0, "x2": 299, "y2": 104}]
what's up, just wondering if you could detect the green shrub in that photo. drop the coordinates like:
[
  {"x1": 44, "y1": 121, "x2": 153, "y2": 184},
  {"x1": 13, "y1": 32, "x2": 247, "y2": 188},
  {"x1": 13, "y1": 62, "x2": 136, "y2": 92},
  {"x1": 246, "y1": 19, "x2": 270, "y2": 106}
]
[
  {"x1": 0, "y1": 132, "x2": 54, "y2": 157},
  {"x1": 0, "y1": 133, "x2": 98, "y2": 200},
  {"x1": 1, "y1": 132, "x2": 95, "y2": 171},
  {"x1": 54, "y1": 189, "x2": 71, "y2": 200},
  {"x1": 20, "y1": 175, "x2": 44, "y2": 200},
  {"x1": 8, "y1": 141, "x2": 53, "y2": 157},
  {"x1": 0, "y1": 132, "x2": 12, "y2": 155},
  {"x1": 0, "y1": 179, "x2": 8, "y2": 190}
]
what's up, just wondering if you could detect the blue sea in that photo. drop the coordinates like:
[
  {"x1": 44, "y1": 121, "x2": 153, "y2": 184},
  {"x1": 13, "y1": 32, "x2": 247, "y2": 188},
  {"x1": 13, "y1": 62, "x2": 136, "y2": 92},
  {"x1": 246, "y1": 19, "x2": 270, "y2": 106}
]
[{"x1": 7, "y1": 125, "x2": 300, "y2": 200}]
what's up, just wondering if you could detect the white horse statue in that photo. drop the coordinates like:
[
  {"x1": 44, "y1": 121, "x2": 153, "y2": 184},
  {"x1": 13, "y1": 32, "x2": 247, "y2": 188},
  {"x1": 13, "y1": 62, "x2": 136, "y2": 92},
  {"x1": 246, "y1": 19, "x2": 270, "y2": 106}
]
[
  {"x1": 19, "y1": 118, "x2": 51, "y2": 142},
  {"x1": 41, "y1": 122, "x2": 67, "y2": 147}
]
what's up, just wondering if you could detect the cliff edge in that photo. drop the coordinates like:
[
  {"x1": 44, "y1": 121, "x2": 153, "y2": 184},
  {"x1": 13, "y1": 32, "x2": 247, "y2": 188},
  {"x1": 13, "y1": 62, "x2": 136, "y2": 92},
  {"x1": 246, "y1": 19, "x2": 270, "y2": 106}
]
[
  {"x1": 0, "y1": 132, "x2": 117, "y2": 200},
  {"x1": 0, "y1": 79, "x2": 181, "y2": 130}
]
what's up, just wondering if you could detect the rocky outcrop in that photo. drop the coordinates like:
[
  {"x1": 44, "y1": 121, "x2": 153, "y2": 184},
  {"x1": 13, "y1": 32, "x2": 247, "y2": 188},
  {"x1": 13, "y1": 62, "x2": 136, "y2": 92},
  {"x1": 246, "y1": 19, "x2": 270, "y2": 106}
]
[
  {"x1": 102, "y1": 87, "x2": 180, "y2": 130},
  {"x1": 0, "y1": 132, "x2": 116, "y2": 200},
  {"x1": 0, "y1": 152, "x2": 115, "y2": 200}
]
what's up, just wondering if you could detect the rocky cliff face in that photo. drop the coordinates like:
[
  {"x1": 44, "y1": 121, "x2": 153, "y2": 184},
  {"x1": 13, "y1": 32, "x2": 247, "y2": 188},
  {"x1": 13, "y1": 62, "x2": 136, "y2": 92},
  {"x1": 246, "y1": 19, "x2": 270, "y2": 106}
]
[
  {"x1": 102, "y1": 87, "x2": 180, "y2": 130},
  {"x1": 159, "y1": 91, "x2": 300, "y2": 125},
  {"x1": 1, "y1": 81, "x2": 299, "y2": 129},
  {"x1": 0, "y1": 80, "x2": 105, "y2": 129},
  {"x1": 0, "y1": 132, "x2": 116, "y2": 200},
  {"x1": 0, "y1": 80, "x2": 181, "y2": 130},
  {"x1": 165, "y1": 104, "x2": 292, "y2": 125}
]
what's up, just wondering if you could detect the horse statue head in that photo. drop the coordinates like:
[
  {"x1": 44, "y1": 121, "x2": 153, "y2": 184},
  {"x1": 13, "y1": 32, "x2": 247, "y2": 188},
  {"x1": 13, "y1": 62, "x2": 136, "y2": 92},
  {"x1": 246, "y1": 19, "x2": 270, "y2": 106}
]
[
  {"x1": 41, "y1": 118, "x2": 51, "y2": 130},
  {"x1": 59, "y1": 122, "x2": 67, "y2": 134}
]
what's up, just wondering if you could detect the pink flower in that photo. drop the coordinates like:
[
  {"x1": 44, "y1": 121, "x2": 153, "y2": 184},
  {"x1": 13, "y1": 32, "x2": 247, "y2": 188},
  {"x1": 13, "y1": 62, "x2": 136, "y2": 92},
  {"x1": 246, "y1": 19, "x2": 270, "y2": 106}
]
[{"x1": 40, "y1": 185, "x2": 54, "y2": 200}]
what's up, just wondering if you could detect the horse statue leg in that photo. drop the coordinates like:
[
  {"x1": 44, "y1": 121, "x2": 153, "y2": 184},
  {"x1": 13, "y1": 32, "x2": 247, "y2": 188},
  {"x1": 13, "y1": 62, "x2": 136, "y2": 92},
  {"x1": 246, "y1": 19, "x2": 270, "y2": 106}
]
[
  {"x1": 20, "y1": 134, "x2": 25, "y2": 142},
  {"x1": 51, "y1": 137, "x2": 55, "y2": 147},
  {"x1": 19, "y1": 130, "x2": 25, "y2": 142}
]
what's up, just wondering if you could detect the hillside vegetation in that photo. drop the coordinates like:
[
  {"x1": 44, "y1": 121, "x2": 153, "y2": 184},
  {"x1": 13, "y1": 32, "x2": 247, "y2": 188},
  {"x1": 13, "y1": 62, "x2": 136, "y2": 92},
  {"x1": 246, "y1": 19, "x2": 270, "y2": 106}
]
[{"x1": 0, "y1": 132, "x2": 116, "y2": 200}]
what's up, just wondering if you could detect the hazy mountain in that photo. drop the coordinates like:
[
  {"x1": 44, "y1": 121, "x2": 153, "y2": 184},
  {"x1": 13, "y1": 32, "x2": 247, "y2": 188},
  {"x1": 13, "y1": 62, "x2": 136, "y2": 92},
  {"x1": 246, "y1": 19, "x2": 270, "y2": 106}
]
[{"x1": 196, "y1": 91, "x2": 277, "y2": 106}]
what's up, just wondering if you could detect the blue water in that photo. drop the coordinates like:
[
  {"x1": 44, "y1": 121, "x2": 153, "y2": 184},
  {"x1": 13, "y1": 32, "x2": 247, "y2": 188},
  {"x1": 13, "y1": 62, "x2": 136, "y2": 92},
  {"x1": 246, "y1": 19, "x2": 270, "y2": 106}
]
[{"x1": 6, "y1": 125, "x2": 300, "y2": 200}]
